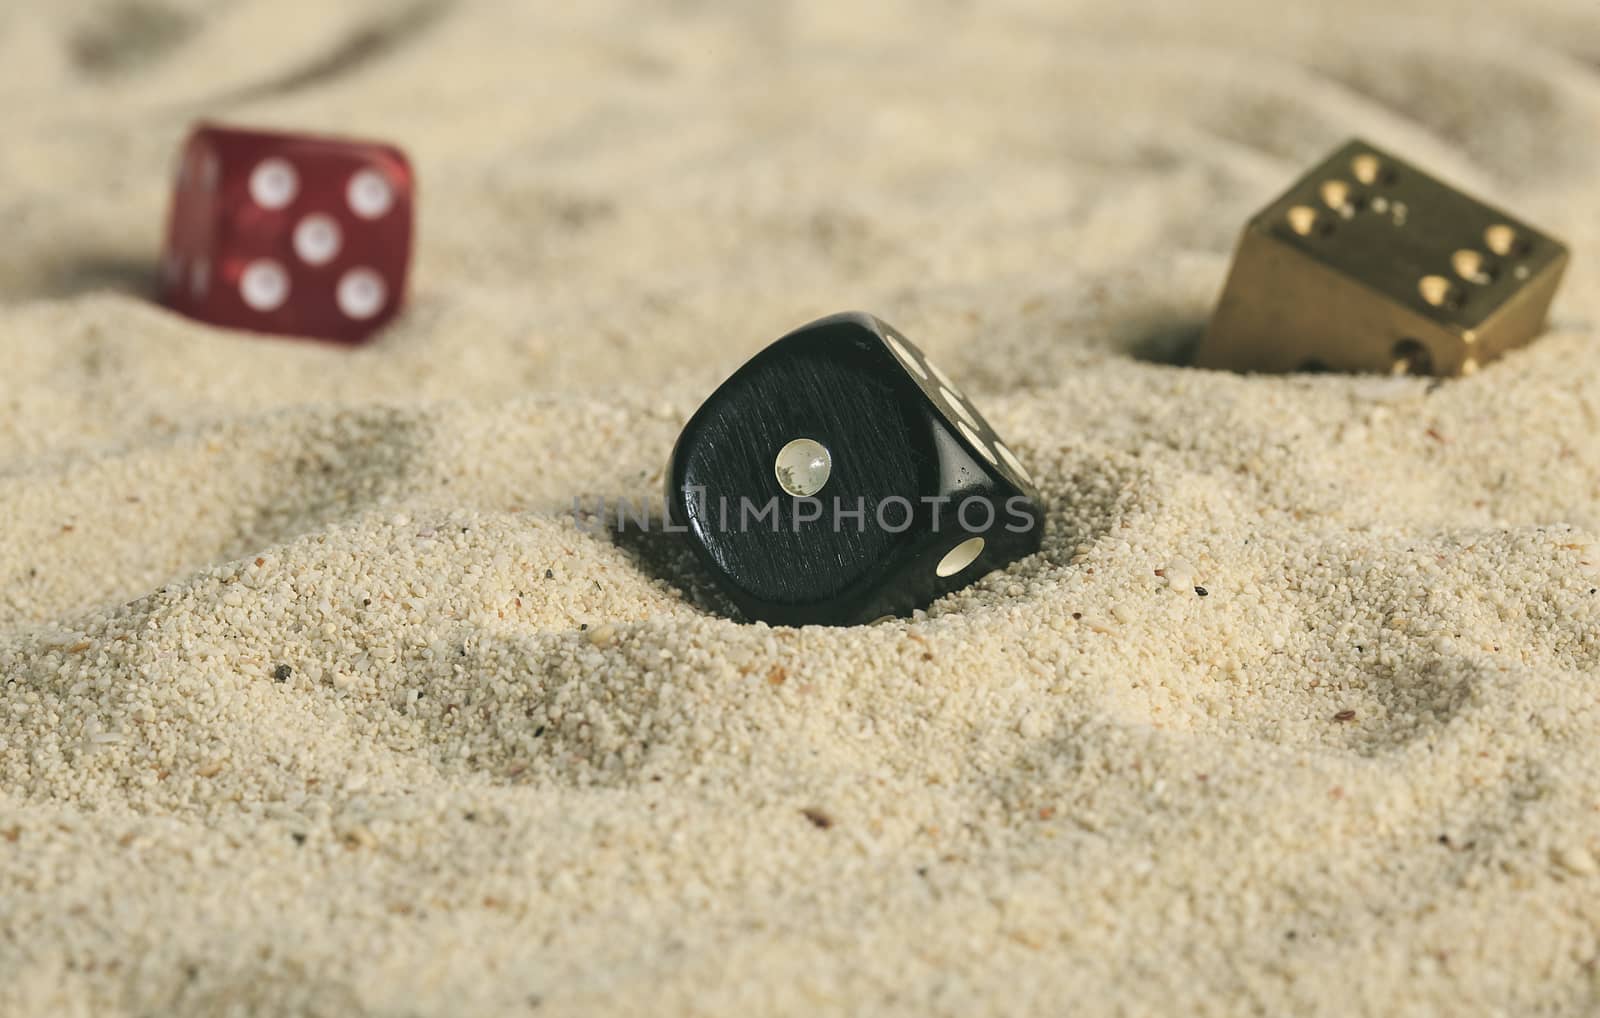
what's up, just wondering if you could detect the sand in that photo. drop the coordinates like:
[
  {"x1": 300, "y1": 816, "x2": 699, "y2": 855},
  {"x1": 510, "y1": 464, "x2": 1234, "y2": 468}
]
[{"x1": 3, "y1": 0, "x2": 1600, "y2": 1014}]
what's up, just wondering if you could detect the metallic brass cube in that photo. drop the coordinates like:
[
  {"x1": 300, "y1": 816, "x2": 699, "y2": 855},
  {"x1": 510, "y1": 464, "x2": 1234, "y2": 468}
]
[{"x1": 1196, "y1": 139, "x2": 1569, "y2": 376}]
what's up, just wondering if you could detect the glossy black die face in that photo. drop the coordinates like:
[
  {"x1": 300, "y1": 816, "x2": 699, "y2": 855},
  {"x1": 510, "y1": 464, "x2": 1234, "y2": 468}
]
[{"x1": 666, "y1": 312, "x2": 1043, "y2": 627}]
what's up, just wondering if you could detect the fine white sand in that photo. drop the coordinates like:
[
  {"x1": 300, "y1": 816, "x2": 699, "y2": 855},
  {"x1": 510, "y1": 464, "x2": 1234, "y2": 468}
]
[{"x1": 3, "y1": 1, "x2": 1600, "y2": 1014}]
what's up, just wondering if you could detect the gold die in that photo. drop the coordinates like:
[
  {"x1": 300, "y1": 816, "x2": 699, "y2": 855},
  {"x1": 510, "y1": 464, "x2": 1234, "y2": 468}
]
[{"x1": 1197, "y1": 139, "x2": 1569, "y2": 376}]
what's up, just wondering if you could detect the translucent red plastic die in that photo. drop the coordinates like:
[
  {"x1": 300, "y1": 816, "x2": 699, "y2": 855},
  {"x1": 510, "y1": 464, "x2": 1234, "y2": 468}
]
[{"x1": 160, "y1": 123, "x2": 414, "y2": 342}]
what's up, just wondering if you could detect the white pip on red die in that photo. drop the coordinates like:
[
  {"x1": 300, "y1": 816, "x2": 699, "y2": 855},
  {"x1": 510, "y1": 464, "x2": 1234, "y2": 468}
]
[{"x1": 160, "y1": 123, "x2": 414, "y2": 343}]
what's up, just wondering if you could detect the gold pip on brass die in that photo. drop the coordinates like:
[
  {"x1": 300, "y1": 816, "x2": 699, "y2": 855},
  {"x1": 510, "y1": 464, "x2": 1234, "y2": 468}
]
[{"x1": 1196, "y1": 139, "x2": 1569, "y2": 376}]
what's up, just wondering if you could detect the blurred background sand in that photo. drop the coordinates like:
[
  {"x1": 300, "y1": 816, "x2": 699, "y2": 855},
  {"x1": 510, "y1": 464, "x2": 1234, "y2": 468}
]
[{"x1": 2, "y1": 1, "x2": 1599, "y2": 1014}]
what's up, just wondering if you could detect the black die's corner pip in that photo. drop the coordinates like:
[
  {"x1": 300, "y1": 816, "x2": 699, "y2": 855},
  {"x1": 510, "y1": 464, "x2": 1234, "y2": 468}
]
[{"x1": 665, "y1": 312, "x2": 1044, "y2": 627}]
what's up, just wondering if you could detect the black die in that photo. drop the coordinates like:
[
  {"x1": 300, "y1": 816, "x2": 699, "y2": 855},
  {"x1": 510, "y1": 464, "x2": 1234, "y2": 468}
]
[{"x1": 665, "y1": 312, "x2": 1043, "y2": 626}]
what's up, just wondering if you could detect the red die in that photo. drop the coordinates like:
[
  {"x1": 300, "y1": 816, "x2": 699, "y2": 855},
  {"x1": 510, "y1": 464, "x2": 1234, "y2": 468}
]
[{"x1": 160, "y1": 123, "x2": 414, "y2": 343}]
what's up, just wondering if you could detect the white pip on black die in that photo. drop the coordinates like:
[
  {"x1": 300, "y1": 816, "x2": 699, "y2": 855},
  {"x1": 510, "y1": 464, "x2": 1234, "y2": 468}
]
[{"x1": 666, "y1": 311, "x2": 1043, "y2": 626}]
